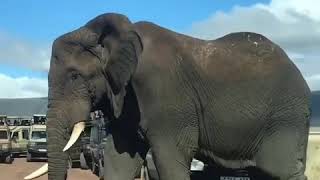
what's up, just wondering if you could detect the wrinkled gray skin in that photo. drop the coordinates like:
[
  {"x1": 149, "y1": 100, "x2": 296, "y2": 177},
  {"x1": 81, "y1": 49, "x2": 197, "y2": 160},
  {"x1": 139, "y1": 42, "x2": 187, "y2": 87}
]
[{"x1": 47, "y1": 13, "x2": 311, "y2": 180}]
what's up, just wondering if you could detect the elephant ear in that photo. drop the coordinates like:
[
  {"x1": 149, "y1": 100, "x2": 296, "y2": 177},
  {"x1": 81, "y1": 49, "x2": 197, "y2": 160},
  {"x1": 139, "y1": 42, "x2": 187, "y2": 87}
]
[{"x1": 85, "y1": 13, "x2": 143, "y2": 118}]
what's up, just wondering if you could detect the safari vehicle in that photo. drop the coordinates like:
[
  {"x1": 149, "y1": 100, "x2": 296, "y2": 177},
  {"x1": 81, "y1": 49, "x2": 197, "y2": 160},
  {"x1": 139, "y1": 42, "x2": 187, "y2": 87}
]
[
  {"x1": 0, "y1": 116, "x2": 13, "y2": 164},
  {"x1": 8, "y1": 116, "x2": 31, "y2": 156},
  {"x1": 89, "y1": 120, "x2": 106, "y2": 179},
  {"x1": 0, "y1": 115, "x2": 7, "y2": 126},
  {"x1": 142, "y1": 153, "x2": 252, "y2": 180},
  {"x1": 79, "y1": 126, "x2": 91, "y2": 169},
  {"x1": 32, "y1": 114, "x2": 46, "y2": 125},
  {"x1": 80, "y1": 111, "x2": 106, "y2": 179},
  {"x1": 6, "y1": 116, "x2": 31, "y2": 126},
  {"x1": 68, "y1": 140, "x2": 82, "y2": 168},
  {"x1": 26, "y1": 114, "x2": 47, "y2": 162}
]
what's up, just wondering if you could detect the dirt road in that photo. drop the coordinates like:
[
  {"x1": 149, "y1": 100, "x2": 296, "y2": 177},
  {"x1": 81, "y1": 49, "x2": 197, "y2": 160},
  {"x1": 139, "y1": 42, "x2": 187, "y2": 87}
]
[{"x1": 0, "y1": 157, "x2": 98, "y2": 180}]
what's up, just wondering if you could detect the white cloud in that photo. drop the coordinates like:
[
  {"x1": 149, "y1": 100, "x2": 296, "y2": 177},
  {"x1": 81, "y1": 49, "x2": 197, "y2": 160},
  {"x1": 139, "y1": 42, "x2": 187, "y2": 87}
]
[
  {"x1": 263, "y1": 0, "x2": 320, "y2": 22},
  {"x1": 189, "y1": 0, "x2": 320, "y2": 91},
  {"x1": 0, "y1": 74, "x2": 48, "y2": 98},
  {"x1": 0, "y1": 31, "x2": 51, "y2": 72},
  {"x1": 0, "y1": 32, "x2": 50, "y2": 98},
  {"x1": 306, "y1": 74, "x2": 320, "y2": 91},
  {"x1": 291, "y1": 57, "x2": 319, "y2": 77}
]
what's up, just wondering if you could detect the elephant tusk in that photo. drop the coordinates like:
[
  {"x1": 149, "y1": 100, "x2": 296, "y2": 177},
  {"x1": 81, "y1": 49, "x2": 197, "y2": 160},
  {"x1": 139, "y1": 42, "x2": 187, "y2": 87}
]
[
  {"x1": 24, "y1": 163, "x2": 48, "y2": 180},
  {"x1": 63, "y1": 122, "x2": 85, "y2": 152},
  {"x1": 145, "y1": 166, "x2": 149, "y2": 180},
  {"x1": 140, "y1": 165, "x2": 145, "y2": 180}
]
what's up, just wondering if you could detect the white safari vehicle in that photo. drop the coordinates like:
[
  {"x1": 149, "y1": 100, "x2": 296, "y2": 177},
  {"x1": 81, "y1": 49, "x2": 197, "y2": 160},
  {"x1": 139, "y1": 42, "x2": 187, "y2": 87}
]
[
  {"x1": 305, "y1": 127, "x2": 320, "y2": 180},
  {"x1": 27, "y1": 124, "x2": 47, "y2": 162},
  {"x1": 0, "y1": 116, "x2": 13, "y2": 164}
]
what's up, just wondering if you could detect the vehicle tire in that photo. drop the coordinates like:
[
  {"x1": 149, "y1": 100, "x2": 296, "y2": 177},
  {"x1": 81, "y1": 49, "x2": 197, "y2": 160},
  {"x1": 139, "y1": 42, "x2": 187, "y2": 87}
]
[
  {"x1": 80, "y1": 152, "x2": 89, "y2": 170},
  {"x1": 5, "y1": 154, "x2": 13, "y2": 164},
  {"x1": 26, "y1": 152, "x2": 32, "y2": 162},
  {"x1": 92, "y1": 156, "x2": 99, "y2": 176},
  {"x1": 68, "y1": 157, "x2": 77, "y2": 169},
  {"x1": 98, "y1": 159, "x2": 104, "y2": 180},
  {"x1": 68, "y1": 158, "x2": 72, "y2": 169}
]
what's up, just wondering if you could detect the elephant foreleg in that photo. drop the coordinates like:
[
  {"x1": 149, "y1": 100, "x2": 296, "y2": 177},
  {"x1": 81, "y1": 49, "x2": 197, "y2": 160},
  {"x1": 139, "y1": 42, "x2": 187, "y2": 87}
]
[
  {"x1": 104, "y1": 134, "x2": 147, "y2": 180},
  {"x1": 150, "y1": 138, "x2": 193, "y2": 180}
]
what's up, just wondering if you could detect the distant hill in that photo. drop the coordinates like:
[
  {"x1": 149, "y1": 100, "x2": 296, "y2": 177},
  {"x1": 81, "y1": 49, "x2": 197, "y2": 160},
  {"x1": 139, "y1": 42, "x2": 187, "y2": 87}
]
[
  {"x1": 0, "y1": 91, "x2": 318, "y2": 126},
  {"x1": 0, "y1": 97, "x2": 47, "y2": 117},
  {"x1": 311, "y1": 91, "x2": 320, "y2": 127}
]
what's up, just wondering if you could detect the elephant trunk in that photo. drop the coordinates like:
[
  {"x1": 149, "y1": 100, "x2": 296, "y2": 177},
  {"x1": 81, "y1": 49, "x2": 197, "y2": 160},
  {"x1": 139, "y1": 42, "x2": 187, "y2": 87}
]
[
  {"x1": 25, "y1": 98, "x2": 91, "y2": 180},
  {"x1": 46, "y1": 99, "x2": 91, "y2": 180},
  {"x1": 49, "y1": 98, "x2": 91, "y2": 178},
  {"x1": 47, "y1": 108, "x2": 69, "y2": 180}
]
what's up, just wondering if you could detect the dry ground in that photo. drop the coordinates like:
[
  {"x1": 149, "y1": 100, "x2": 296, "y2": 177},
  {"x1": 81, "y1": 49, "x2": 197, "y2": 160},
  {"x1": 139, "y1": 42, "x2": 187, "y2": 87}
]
[
  {"x1": 305, "y1": 134, "x2": 320, "y2": 180},
  {"x1": 0, "y1": 157, "x2": 98, "y2": 180}
]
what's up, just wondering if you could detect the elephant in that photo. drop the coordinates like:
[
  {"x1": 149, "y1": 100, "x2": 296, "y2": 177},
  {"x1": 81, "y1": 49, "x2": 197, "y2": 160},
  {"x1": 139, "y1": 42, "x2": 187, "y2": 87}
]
[{"x1": 25, "y1": 12, "x2": 312, "y2": 180}]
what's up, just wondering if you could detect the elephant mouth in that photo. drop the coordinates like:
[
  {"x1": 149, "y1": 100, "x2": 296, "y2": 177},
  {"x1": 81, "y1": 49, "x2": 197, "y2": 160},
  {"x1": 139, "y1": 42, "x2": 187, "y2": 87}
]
[{"x1": 24, "y1": 121, "x2": 86, "y2": 180}]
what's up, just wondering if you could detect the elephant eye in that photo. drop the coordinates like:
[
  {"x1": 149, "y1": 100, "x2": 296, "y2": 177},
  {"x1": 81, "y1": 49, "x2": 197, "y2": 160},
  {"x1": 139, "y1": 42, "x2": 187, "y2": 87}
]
[
  {"x1": 71, "y1": 74, "x2": 78, "y2": 81},
  {"x1": 70, "y1": 72, "x2": 81, "y2": 82}
]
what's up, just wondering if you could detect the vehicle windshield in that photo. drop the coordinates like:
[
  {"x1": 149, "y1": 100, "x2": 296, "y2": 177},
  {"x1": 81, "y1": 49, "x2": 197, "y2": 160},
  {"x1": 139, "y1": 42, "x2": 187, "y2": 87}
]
[
  {"x1": 31, "y1": 131, "x2": 46, "y2": 139},
  {"x1": 0, "y1": 130, "x2": 8, "y2": 139}
]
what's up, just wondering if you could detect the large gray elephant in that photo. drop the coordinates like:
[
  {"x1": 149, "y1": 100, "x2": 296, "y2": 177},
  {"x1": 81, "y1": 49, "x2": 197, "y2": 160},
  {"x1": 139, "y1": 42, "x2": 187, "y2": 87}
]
[{"x1": 25, "y1": 13, "x2": 312, "y2": 180}]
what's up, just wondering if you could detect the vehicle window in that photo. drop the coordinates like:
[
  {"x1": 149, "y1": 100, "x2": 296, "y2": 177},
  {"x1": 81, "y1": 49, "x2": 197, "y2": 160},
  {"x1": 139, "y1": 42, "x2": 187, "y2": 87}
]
[
  {"x1": 0, "y1": 131, "x2": 8, "y2": 139},
  {"x1": 22, "y1": 129, "x2": 29, "y2": 140},
  {"x1": 83, "y1": 126, "x2": 91, "y2": 137},
  {"x1": 33, "y1": 116, "x2": 46, "y2": 125},
  {"x1": 21, "y1": 120, "x2": 31, "y2": 126},
  {"x1": 31, "y1": 131, "x2": 46, "y2": 139},
  {"x1": 14, "y1": 120, "x2": 18, "y2": 125},
  {"x1": 7, "y1": 120, "x2": 14, "y2": 126},
  {"x1": 12, "y1": 132, "x2": 18, "y2": 139}
]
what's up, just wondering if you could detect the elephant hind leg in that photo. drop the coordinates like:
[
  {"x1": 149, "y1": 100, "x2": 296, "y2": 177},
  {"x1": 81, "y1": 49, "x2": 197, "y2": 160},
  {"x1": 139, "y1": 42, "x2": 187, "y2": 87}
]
[{"x1": 254, "y1": 127, "x2": 308, "y2": 180}]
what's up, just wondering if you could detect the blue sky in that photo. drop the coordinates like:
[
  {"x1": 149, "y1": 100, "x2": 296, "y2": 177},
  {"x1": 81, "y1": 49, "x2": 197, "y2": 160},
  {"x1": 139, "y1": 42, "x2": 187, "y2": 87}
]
[
  {"x1": 0, "y1": 0, "x2": 268, "y2": 78},
  {"x1": 0, "y1": 0, "x2": 319, "y2": 97},
  {"x1": 0, "y1": 0, "x2": 268, "y2": 42}
]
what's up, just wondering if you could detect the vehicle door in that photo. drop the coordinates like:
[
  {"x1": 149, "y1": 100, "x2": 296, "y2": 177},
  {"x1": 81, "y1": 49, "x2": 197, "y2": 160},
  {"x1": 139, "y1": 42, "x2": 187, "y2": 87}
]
[
  {"x1": 10, "y1": 130, "x2": 20, "y2": 152},
  {"x1": 20, "y1": 128, "x2": 29, "y2": 152},
  {"x1": 0, "y1": 129, "x2": 11, "y2": 153}
]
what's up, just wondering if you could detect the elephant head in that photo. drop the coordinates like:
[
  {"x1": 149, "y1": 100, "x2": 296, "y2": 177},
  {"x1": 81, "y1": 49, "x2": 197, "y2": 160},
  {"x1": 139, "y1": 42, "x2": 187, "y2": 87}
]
[{"x1": 24, "y1": 13, "x2": 143, "y2": 180}]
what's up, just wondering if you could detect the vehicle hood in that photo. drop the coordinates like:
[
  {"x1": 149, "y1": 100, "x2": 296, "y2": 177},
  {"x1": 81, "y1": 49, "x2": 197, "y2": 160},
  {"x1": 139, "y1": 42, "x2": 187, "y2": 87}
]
[
  {"x1": 0, "y1": 139, "x2": 10, "y2": 143},
  {"x1": 29, "y1": 138, "x2": 47, "y2": 143}
]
